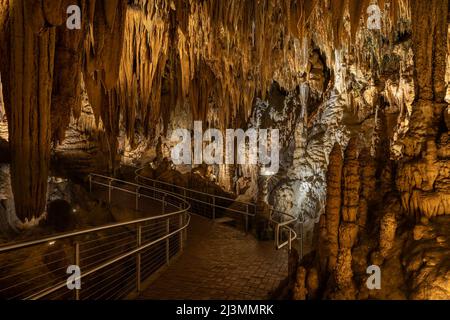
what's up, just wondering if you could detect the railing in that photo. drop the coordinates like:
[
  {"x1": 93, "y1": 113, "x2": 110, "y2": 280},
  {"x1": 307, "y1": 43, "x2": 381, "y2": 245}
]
[
  {"x1": 135, "y1": 167, "x2": 256, "y2": 233},
  {"x1": 0, "y1": 174, "x2": 190, "y2": 300},
  {"x1": 135, "y1": 166, "x2": 302, "y2": 255}
]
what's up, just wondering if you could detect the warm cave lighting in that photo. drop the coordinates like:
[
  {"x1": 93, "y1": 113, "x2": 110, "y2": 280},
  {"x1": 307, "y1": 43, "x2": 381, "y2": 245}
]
[{"x1": 0, "y1": 1, "x2": 449, "y2": 313}]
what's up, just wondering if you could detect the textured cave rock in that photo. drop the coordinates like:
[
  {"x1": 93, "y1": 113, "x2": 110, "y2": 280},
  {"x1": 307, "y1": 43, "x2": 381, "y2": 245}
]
[
  {"x1": 290, "y1": 0, "x2": 450, "y2": 300},
  {"x1": 51, "y1": 0, "x2": 89, "y2": 143},
  {"x1": 394, "y1": 0, "x2": 450, "y2": 219},
  {"x1": 0, "y1": 0, "x2": 127, "y2": 222}
]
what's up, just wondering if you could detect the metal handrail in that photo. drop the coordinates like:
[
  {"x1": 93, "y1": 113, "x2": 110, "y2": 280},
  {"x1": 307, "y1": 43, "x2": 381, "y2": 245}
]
[
  {"x1": 0, "y1": 174, "x2": 191, "y2": 300},
  {"x1": 135, "y1": 165, "x2": 301, "y2": 255}
]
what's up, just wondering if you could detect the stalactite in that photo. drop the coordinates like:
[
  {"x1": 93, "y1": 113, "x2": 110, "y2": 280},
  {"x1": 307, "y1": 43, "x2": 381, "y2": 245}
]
[
  {"x1": 2, "y1": 0, "x2": 61, "y2": 222},
  {"x1": 410, "y1": 0, "x2": 447, "y2": 102},
  {"x1": 51, "y1": 0, "x2": 89, "y2": 143},
  {"x1": 62, "y1": 0, "x2": 409, "y2": 148},
  {"x1": 1, "y1": 0, "x2": 128, "y2": 221},
  {"x1": 0, "y1": 0, "x2": 10, "y2": 120}
]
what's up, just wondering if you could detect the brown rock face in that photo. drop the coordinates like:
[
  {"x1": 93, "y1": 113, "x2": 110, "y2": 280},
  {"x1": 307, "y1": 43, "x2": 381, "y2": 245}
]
[{"x1": 51, "y1": 0, "x2": 89, "y2": 143}]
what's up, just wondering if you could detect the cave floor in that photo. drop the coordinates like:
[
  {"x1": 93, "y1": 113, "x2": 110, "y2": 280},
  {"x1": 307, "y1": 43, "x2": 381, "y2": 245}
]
[
  {"x1": 90, "y1": 179, "x2": 289, "y2": 300},
  {"x1": 136, "y1": 214, "x2": 288, "y2": 300}
]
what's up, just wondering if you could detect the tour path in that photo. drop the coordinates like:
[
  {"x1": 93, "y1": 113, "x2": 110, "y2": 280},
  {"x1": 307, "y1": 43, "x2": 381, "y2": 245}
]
[
  {"x1": 92, "y1": 176, "x2": 288, "y2": 300},
  {"x1": 136, "y1": 214, "x2": 288, "y2": 300}
]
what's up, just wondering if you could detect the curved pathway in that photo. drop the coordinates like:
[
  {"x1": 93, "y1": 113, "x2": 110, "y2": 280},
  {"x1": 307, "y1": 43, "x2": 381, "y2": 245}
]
[{"x1": 92, "y1": 173, "x2": 289, "y2": 300}]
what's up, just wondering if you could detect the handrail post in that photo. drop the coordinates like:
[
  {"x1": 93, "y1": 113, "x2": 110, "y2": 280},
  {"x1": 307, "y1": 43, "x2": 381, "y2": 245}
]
[
  {"x1": 179, "y1": 211, "x2": 184, "y2": 252},
  {"x1": 135, "y1": 187, "x2": 140, "y2": 211},
  {"x1": 275, "y1": 226, "x2": 279, "y2": 249},
  {"x1": 136, "y1": 224, "x2": 142, "y2": 292},
  {"x1": 74, "y1": 242, "x2": 80, "y2": 301},
  {"x1": 245, "y1": 204, "x2": 249, "y2": 233},
  {"x1": 300, "y1": 220, "x2": 304, "y2": 259},
  {"x1": 212, "y1": 197, "x2": 216, "y2": 221},
  {"x1": 166, "y1": 218, "x2": 170, "y2": 265},
  {"x1": 89, "y1": 175, "x2": 92, "y2": 193}
]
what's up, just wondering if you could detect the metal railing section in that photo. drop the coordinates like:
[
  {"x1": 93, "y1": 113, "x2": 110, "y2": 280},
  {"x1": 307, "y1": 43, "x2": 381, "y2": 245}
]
[
  {"x1": 0, "y1": 174, "x2": 190, "y2": 300},
  {"x1": 135, "y1": 167, "x2": 256, "y2": 232},
  {"x1": 135, "y1": 166, "x2": 302, "y2": 255}
]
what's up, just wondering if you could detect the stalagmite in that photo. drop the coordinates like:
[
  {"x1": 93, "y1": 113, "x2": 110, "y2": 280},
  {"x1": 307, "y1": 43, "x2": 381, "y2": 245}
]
[{"x1": 357, "y1": 148, "x2": 376, "y2": 232}]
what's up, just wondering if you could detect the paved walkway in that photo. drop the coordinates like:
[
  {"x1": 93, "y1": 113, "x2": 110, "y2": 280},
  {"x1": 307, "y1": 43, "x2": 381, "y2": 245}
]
[{"x1": 137, "y1": 214, "x2": 288, "y2": 300}]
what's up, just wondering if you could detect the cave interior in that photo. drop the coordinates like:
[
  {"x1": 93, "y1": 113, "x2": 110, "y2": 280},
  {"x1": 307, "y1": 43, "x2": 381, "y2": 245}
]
[{"x1": 0, "y1": 0, "x2": 450, "y2": 300}]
